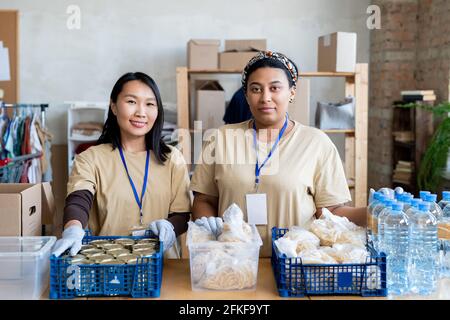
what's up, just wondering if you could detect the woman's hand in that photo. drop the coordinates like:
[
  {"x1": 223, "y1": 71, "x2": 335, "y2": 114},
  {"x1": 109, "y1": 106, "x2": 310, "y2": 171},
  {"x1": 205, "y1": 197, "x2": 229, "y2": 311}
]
[{"x1": 149, "y1": 219, "x2": 176, "y2": 252}]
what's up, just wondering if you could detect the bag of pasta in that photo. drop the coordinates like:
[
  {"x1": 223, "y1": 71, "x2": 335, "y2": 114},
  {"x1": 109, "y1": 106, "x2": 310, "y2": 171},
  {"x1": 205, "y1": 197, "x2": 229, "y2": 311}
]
[{"x1": 187, "y1": 204, "x2": 263, "y2": 291}]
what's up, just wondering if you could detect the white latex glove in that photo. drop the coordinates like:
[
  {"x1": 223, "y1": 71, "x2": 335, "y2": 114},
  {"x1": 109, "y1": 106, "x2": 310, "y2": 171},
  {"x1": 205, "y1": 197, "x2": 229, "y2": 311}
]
[
  {"x1": 149, "y1": 219, "x2": 176, "y2": 252},
  {"x1": 52, "y1": 225, "x2": 85, "y2": 257},
  {"x1": 369, "y1": 187, "x2": 404, "y2": 203},
  {"x1": 194, "y1": 216, "x2": 224, "y2": 237}
]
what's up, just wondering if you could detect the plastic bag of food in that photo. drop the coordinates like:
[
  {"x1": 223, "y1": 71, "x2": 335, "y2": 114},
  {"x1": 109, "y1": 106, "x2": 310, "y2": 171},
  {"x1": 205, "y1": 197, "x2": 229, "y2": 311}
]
[
  {"x1": 298, "y1": 248, "x2": 338, "y2": 264},
  {"x1": 187, "y1": 221, "x2": 215, "y2": 243},
  {"x1": 284, "y1": 226, "x2": 321, "y2": 252},
  {"x1": 274, "y1": 237, "x2": 298, "y2": 258},
  {"x1": 218, "y1": 203, "x2": 253, "y2": 243},
  {"x1": 331, "y1": 243, "x2": 369, "y2": 264}
]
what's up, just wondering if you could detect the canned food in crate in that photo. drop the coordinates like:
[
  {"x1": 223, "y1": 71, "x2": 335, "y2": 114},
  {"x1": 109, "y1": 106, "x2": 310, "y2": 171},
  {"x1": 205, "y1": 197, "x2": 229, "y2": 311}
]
[
  {"x1": 107, "y1": 248, "x2": 131, "y2": 258},
  {"x1": 101, "y1": 243, "x2": 124, "y2": 250},
  {"x1": 80, "y1": 248, "x2": 103, "y2": 256},
  {"x1": 117, "y1": 253, "x2": 140, "y2": 264},
  {"x1": 132, "y1": 243, "x2": 156, "y2": 251},
  {"x1": 89, "y1": 240, "x2": 110, "y2": 248},
  {"x1": 135, "y1": 249, "x2": 156, "y2": 257},
  {"x1": 98, "y1": 258, "x2": 121, "y2": 265},
  {"x1": 136, "y1": 238, "x2": 158, "y2": 245},
  {"x1": 80, "y1": 244, "x2": 96, "y2": 251},
  {"x1": 89, "y1": 254, "x2": 115, "y2": 264},
  {"x1": 114, "y1": 238, "x2": 136, "y2": 247}
]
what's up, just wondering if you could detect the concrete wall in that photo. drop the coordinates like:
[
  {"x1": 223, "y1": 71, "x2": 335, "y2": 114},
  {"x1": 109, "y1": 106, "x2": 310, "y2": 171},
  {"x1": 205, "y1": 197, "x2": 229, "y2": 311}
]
[{"x1": 0, "y1": 0, "x2": 371, "y2": 145}]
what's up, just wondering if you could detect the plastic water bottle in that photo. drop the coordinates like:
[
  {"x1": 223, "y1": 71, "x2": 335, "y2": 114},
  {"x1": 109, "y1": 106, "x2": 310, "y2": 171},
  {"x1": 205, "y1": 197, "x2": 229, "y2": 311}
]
[
  {"x1": 424, "y1": 194, "x2": 443, "y2": 220},
  {"x1": 370, "y1": 195, "x2": 387, "y2": 247},
  {"x1": 408, "y1": 202, "x2": 438, "y2": 295},
  {"x1": 438, "y1": 204, "x2": 450, "y2": 277},
  {"x1": 419, "y1": 190, "x2": 431, "y2": 201},
  {"x1": 383, "y1": 203, "x2": 409, "y2": 295},
  {"x1": 399, "y1": 194, "x2": 413, "y2": 212},
  {"x1": 405, "y1": 199, "x2": 422, "y2": 219},
  {"x1": 437, "y1": 191, "x2": 450, "y2": 210},
  {"x1": 377, "y1": 200, "x2": 396, "y2": 253},
  {"x1": 367, "y1": 192, "x2": 382, "y2": 244}
]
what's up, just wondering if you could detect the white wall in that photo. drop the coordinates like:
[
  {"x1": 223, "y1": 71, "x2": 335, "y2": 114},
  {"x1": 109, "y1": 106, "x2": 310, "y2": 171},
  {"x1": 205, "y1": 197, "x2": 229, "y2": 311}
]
[{"x1": 0, "y1": 0, "x2": 371, "y2": 147}]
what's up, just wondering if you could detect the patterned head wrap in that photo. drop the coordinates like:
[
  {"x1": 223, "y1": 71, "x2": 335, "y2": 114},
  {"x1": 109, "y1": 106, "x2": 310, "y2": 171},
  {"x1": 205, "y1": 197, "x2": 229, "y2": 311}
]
[{"x1": 241, "y1": 50, "x2": 299, "y2": 88}]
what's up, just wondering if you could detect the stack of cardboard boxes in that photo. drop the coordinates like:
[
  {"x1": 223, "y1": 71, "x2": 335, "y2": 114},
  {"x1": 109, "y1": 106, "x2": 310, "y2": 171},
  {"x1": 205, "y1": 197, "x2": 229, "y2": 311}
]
[
  {"x1": 187, "y1": 39, "x2": 267, "y2": 130},
  {"x1": 187, "y1": 38, "x2": 266, "y2": 70}
]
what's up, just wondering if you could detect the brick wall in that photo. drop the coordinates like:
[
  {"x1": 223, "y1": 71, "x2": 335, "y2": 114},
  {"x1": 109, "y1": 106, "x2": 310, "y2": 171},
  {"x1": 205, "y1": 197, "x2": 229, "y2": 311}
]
[{"x1": 368, "y1": 0, "x2": 450, "y2": 190}]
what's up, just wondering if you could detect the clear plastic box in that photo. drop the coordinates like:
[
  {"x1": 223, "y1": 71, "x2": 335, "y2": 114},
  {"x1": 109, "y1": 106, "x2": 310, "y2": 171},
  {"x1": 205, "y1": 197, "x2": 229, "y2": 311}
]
[
  {"x1": 187, "y1": 224, "x2": 262, "y2": 291},
  {"x1": 0, "y1": 236, "x2": 56, "y2": 299}
]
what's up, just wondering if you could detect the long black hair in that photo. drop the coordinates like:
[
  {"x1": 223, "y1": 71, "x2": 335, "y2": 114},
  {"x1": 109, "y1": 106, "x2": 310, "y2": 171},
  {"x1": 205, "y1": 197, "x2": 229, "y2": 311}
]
[{"x1": 97, "y1": 72, "x2": 171, "y2": 163}]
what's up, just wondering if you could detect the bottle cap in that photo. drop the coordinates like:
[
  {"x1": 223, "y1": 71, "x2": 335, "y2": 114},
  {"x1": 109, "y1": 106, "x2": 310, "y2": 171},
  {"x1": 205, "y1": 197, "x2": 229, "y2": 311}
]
[
  {"x1": 442, "y1": 191, "x2": 450, "y2": 200},
  {"x1": 419, "y1": 202, "x2": 430, "y2": 211},
  {"x1": 392, "y1": 203, "x2": 403, "y2": 211},
  {"x1": 425, "y1": 194, "x2": 437, "y2": 202},
  {"x1": 410, "y1": 198, "x2": 422, "y2": 208},
  {"x1": 420, "y1": 191, "x2": 431, "y2": 200}
]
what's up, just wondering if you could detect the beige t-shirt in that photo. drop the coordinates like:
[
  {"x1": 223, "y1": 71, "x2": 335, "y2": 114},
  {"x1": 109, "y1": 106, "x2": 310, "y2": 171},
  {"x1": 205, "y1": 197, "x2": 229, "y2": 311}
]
[
  {"x1": 190, "y1": 120, "x2": 351, "y2": 257},
  {"x1": 67, "y1": 143, "x2": 191, "y2": 257}
]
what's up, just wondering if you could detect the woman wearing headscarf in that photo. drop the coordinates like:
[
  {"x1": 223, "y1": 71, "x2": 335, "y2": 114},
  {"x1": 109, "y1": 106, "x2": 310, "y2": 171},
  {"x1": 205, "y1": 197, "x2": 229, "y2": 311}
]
[{"x1": 190, "y1": 51, "x2": 365, "y2": 256}]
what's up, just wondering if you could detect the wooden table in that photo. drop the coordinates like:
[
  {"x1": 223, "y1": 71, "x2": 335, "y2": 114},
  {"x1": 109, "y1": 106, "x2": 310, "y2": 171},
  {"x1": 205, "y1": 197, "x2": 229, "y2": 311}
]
[{"x1": 41, "y1": 259, "x2": 450, "y2": 300}]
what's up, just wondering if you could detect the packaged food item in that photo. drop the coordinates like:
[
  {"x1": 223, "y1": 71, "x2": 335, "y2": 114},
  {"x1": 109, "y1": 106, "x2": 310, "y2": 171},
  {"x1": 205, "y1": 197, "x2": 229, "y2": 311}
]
[
  {"x1": 187, "y1": 203, "x2": 262, "y2": 291},
  {"x1": 101, "y1": 243, "x2": 123, "y2": 250},
  {"x1": 114, "y1": 238, "x2": 136, "y2": 248},
  {"x1": 80, "y1": 248, "x2": 104, "y2": 256},
  {"x1": 89, "y1": 240, "x2": 110, "y2": 248},
  {"x1": 107, "y1": 249, "x2": 131, "y2": 258},
  {"x1": 117, "y1": 253, "x2": 140, "y2": 264}
]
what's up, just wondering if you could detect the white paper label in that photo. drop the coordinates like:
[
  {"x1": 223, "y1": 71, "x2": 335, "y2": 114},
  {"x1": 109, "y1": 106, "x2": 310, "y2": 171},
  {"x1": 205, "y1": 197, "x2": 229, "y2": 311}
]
[{"x1": 246, "y1": 193, "x2": 268, "y2": 225}]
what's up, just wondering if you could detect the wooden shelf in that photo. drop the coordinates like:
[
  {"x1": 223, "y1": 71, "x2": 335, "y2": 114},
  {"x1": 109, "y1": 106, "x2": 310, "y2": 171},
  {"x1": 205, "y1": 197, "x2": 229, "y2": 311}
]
[
  {"x1": 186, "y1": 69, "x2": 356, "y2": 78},
  {"x1": 323, "y1": 129, "x2": 355, "y2": 134},
  {"x1": 188, "y1": 69, "x2": 242, "y2": 74},
  {"x1": 300, "y1": 71, "x2": 356, "y2": 77}
]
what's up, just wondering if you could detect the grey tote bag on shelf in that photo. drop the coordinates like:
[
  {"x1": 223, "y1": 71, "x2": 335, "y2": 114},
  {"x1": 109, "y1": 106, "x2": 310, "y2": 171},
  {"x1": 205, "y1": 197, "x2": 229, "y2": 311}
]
[{"x1": 315, "y1": 96, "x2": 355, "y2": 130}]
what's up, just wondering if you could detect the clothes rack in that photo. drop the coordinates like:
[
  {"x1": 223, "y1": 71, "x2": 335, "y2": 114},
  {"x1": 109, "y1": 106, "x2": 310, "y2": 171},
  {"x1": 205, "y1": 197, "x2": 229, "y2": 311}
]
[
  {"x1": 1, "y1": 103, "x2": 49, "y2": 127},
  {"x1": 0, "y1": 103, "x2": 52, "y2": 183}
]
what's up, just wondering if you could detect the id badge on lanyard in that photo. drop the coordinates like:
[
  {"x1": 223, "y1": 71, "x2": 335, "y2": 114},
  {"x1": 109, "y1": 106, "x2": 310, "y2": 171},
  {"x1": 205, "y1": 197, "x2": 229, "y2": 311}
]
[
  {"x1": 118, "y1": 146, "x2": 150, "y2": 236},
  {"x1": 246, "y1": 115, "x2": 288, "y2": 226}
]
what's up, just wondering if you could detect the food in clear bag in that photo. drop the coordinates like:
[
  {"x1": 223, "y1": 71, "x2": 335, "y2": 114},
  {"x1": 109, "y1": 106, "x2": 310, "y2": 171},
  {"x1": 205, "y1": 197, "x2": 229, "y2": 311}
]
[
  {"x1": 309, "y1": 208, "x2": 366, "y2": 248},
  {"x1": 188, "y1": 203, "x2": 262, "y2": 291}
]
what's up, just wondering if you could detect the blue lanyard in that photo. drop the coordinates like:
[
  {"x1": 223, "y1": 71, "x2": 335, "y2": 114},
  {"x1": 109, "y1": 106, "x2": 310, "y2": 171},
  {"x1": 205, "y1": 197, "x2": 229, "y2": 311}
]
[
  {"x1": 118, "y1": 146, "x2": 150, "y2": 225},
  {"x1": 252, "y1": 114, "x2": 288, "y2": 191}
]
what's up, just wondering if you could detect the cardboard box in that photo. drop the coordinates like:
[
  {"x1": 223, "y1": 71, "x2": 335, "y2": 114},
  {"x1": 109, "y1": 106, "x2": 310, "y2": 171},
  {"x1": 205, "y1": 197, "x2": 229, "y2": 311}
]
[
  {"x1": 0, "y1": 184, "x2": 42, "y2": 236},
  {"x1": 288, "y1": 78, "x2": 310, "y2": 126},
  {"x1": 317, "y1": 32, "x2": 357, "y2": 72},
  {"x1": 224, "y1": 39, "x2": 267, "y2": 52},
  {"x1": 219, "y1": 52, "x2": 259, "y2": 70},
  {"x1": 41, "y1": 182, "x2": 56, "y2": 225},
  {"x1": 187, "y1": 39, "x2": 220, "y2": 69},
  {"x1": 219, "y1": 39, "x2": 267, "y2": 70},
  {"x1": 195, "y1": 80, "x2": 225, "y2": 130}
]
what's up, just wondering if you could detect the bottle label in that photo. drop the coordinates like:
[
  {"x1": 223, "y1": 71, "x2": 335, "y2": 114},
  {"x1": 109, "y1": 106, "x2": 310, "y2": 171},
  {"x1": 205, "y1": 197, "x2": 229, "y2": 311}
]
[
  {"x1": 373, "y1": 217, "x2": 378, "y2": 235},
  {"x1": 438, "y1": 222, "x2": 450, "y2": 240}
]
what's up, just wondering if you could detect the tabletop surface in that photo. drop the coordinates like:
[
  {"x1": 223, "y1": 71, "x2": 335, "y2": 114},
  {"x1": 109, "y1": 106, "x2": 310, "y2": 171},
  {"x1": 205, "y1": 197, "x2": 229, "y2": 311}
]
[{"x1": 42, "y1": 258, "x2": 450, "y2": 300}]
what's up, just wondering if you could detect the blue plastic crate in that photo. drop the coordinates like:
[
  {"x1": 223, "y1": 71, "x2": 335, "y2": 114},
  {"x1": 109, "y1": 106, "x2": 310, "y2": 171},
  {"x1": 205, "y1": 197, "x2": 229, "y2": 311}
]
[
  {"x1": 271, "y1": 227, "x2": 387, "y2": 297},
  {"x1": 49, "y1": 231, "x2": 163, "y2": 299}
]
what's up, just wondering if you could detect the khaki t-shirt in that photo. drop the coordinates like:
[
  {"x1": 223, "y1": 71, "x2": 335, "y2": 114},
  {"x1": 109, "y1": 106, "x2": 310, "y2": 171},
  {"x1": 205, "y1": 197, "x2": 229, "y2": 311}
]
[
  {"x1": 67, "y1": 143, "x2": 191, "y2": 257},
  {"x1": 190, "y1": 120, "x2": 351, "y2": 257}
]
